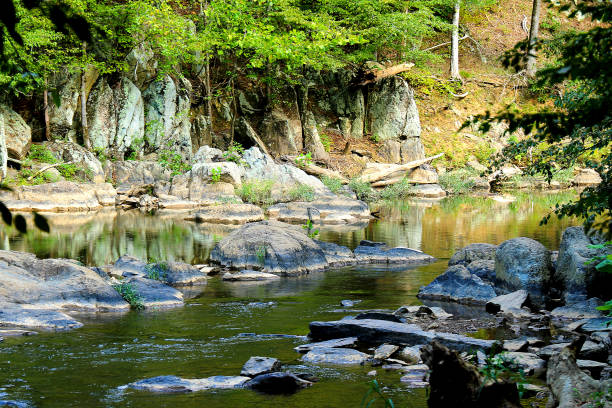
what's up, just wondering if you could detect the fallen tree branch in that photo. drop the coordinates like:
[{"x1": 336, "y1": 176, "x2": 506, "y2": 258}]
[
  {"x1": 359, "y1": 153, "x2": 444, "y2": 184},
  {"x1": 7, "y1": 158, "x2": 22, "y2": 165},
  {"x1": 356, "y1": 63, "x2": 415, "y2": 86},
  {"x1": 423, "y1": 35, "x2": 468, "y2": 52},
  {"x1": 27, "y1": 161, "x2": 74, "y2": 181},
  {"x1": 303, "y1": 163, "x2": 348, "y2": 184}
]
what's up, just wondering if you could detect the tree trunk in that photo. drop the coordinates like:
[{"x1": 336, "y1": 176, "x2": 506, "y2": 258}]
[
  {"x1": 81, "y1": 42, "x2": 91, "y2": 149},
  {"x1": 229, "y1": 75, "x2": 236, "y2": 144},
  {"x1": 43, "y1": 81, "x2": 51, "y2": 141},
  {"x1": 200, "y1": 0, "x2": 213, "y2": 119},
  {"x1": 450, "y1": 1, "x2": 462, "y2": 81},
  {"x1": 526, "y1": 0, "x2": 541, "y2": 78}
]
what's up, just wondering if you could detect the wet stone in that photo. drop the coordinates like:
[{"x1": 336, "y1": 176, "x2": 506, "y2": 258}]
[
  {"x1": 294, "y1": 337, "x2": 358, "y2": 353},
  {"x1": 301, "y1": 347, "x2": 370, "y2": 365},
  {"x1": 373, "y1": 344, "x2": 399, "y2": 360},
  {"x1": 246, "y1": 372, "x2": 312, "y2": 394},
  {"x1": 241, "y1": 357, "x2": 282, "y2": 377}
]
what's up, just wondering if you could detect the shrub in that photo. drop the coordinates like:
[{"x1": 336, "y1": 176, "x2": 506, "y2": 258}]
[
  {"x1": 295, "y1": 152, "x2": 313, "y2": 167},
  {"x1": 211, "y1": 167, "x2": 222, "y2": 183},
  {"x1": 236, "y1": 180, "x2": 274, "y2": 205},
  {"x1": 113, "y1": 282, "x2": 144, "y2": 310},
  {"x1": 438, "y1": 169, "x2": 479, "y2": 194},
  {"x1": 145, "y1": 262, "x2": 169, "y2": 281},
  {"x1": 322, "y1": 176, "x2": 343, "y2": 194},
  {"x1": 159, "y1": 142, "x2": 191, "y2": 176},
  {"x1": 349, "y1": 178, "x2": 378, "y2": 202},
  {"x1": 320, "y1": 133, "x2": 332, "y2": 152},
  {"x1": 223, "y1": 142, "x2": 244, "y2": 163},
  {"x1": 287, "y1": 184, "x2": 315, "y2": 201},
  {"x1": 57, "y1": 163, "x2": 78, "y2": 180},
  {"x1": 27, "y1": 145, "x2": 58, "y2": 164},
  {"x1": 379, "y1": 179, "x2": 415, "y2": 200}
]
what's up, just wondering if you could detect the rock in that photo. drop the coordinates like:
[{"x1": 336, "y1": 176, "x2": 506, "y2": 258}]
[
  {"x1": 155, "y1": 262, "x2": 207, "y2": 286},
  {"x1": 356, "y1": 312, "x2": 405, "y2": 323},
  {"x1": 449, "y1": 243, "x2": 497, "y2": 266},
  {"x1": 189, "y1": 204, "x2": 264, "y2": 224},
  {"x1": 294, "y1": 337, "x2": 358, "y2": 353},
  {"x1": 378, "y1": 140, "x2": 401, "y2": 163},
  {"x1": 260, "y1": 109, "x2": 302, "y2": 155},
  {"x1": 537, "y1": 341, "x2": 608, "y2": 362},
  {"x1": 465, "y1": 260, "x2": 496, "y2": 284},
  {"x1": 494, "y1": 237, "x2": 552, "y2": 308},
  {"x1": 367, "y1": 77, "x2": 421, "y2": 141},
  {"x1": 127, "y1": 375, "x2": 250, "y2": 393},
  {"x1": 302, "y1": 347, "x2": 370, "y2": 365},
  {"x1": 210, "y1": 221, "x2": 328, "y2": 276},
  {"x1": 400, "y1": 137, "x2": 426, "y2": 163},
  {"x1": 45, "y1": 141, "x2": 105, "y2": 182},
  {"x1": 551, "y1": 298, "x2": 603, "y2": 319},
  {"x1": 0, "y1": 104, "x2": 31, "y2": 159},
  {"x1": 502, "y1": 352, "x2": 546, "y2": 377},
  {"x1": 406, "y1": 165, "x2": 438, "y2": 184},
  {"x1": 193, "y1": 145, "x2": 223, "y2": 163},
  {"x1": 309, "y1": 319, "x2": 494, "y2": 353},
  {"x1": 241, "y1": 357, "x2": 282, "y2": 377},
  {"x1": 353, "y1": 241, "x2": 435, "y2": 264},
  {"x1": 485, "y1": 290, "x2": 532, "y2": 315},
  {"x1": 113, "y1": 255, "x2": 147, "y2": 278},
  {"x1": 266, "y1": 196, "x2": 370, "y2": 225},
  {"x1": 410, "y1": 184, "x2": 446, "y2": 198},
  {"x1": 577, "y1": 359, "x2": 609, "y2": 379},
  {"x1": 374, "y1": 344, "x2": 399, "y2": 360},
  {"x1": 0, "y1": 329, "x2": 37, "y2": 337},
  {"x1": 246, "y1": 372, "x2": 312, "y2": 394},
  {"x1": 556, "y1": 226, "x2": 611, "y2": 303},
  {"x1": 222, "y1": 270, "x2": 281, "y2": 282},
  {"x1": 114, "y1": 78, "x2": 145, "y2": 156},
  {"x1": 503, "y1": 339, "x2": 529, "y2": 352},
  {"x1": 394, "y1": 305, "x2": 452, "y2": 319},
  {"x1": 0, "y1": 303, "x2": 83, "y2": 330},
  {"x1": 546, "y1": 339, "x2": 612, "y2": 408},
  {"x1": 302, "y1": 110, "x2": 329, "y2": 161},
  {"x1": 572, "y1": 168, "x2": 602, "y2": 186},
  {"x1": 422, "y1": 341, "x2": 521, "y2": 408},
  {"x1": 87, "y1": 77, "x2": 118, "y2": 152},
  {"x1": 108, "y1": 160, "x2": 172, "y2": 191},
  {"x1": 125, "y1": 42, "x2": 157, "y2": 88},
  {"x1": 577, "y1": 318, "x2": 612, "y2": 333},
  {"x1": 169, "y1": 170, "x2": 238, "y2": 204},
  {"x1": 400, "y1": 363, "x2": 429, "y2": 388},
  {"x1": 47, "y1": 70, "x2": 82, "y2": 141},
  {"x1": 398, "y1": 345, "x2": 424, "y2": 364},
  {"x1": 417, "y1": 264, "x2": 497, "y2": 305},
  {"x1": 340, "y1": 299, "x2": 358, "y2": 307},
  {"x1": 124, "y1": 277, "x2": 183, "y2": 308},
  {"x1": 0, "y1": 250, "x2": 128, "y2": 318},
  {"x1": 0, "y1": 112, "x2": 7, "y2": 179}
]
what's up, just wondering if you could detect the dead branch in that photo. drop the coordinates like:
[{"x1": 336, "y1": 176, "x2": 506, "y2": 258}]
[
  {"x1": 359, "y1": 153, "x2": 443, "y2": 184},
  {"x1": 302, "y1": 163, "x2": 348, "y2": 184},
  {"x1": 27, "y1": 161, "x2": 74, "y2": 181},
  {"x1": 356, "y1": 63, "x2": 415, "y2": 86}
]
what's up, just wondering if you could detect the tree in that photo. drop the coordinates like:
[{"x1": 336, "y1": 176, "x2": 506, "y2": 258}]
[
  {"x1": 525, "y1": 0, "x2": 542, "y2": 78},
  {"x1": 450, "y1": 1, "x2": 461, "y2": 81},
  {"x1": 469, "y1": 0, "x2": 612, "y2": 238}
]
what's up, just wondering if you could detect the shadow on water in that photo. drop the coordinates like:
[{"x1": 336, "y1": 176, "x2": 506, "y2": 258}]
[{"x1": 0, "y1": 192, "x2": 578, "y2": 407}]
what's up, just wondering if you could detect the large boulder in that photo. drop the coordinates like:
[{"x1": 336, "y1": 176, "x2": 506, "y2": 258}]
[
  {"x1": 107, "y1": 160, "x2": 172, "y2": 191},
  {"x1": 367, "y1": 76, "x2": 421, "y2": 141},
  {"x1": 45, "y1": 141, "x2": 105, "y2": 183},
  {"x1": 417, "y1": 264, "x2": 497, "y2": 305},
  {"x1": 494, "y1": 237, "x2": 552, "y2": 307},
  {"x1": 0, "y1": 104, "x2": 31, "y2": 159},
  {"x1": 260, "y1": 109, "x2": 302, "y2": 155},
  {"x1": 572, "y1": 168, "x2": 602, "y2": 186},
  {"x1": 556, "y1": 226, "x2": 612, "y2": 302},
  {"x1": 125, "y1": 42, "x2": 158, "y2": 88},
  {"x1": 246, "y1": 372, "x2": 312, "y2": 394},
  {"x1": 115, "y1": 77, "x2": 145, "y2": 156},
  {"x1": 449, "y1": 243, "x2": 497, "y2": 266},
  {"x1": 210, "y1": 220, "x2": 328, "y2": 276},
  {"x1": 0, "y1": 250, "x2": 129, "y2": 329}
]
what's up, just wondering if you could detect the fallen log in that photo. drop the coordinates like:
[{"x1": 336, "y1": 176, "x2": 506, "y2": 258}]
[
  {"x1": 303, "y1": 163, "x2": 348, "y2": 184},
  {"x1": 359, "y1": 153, "x2": 443, "y2": 184},
  {"x1": 27, "y1": 161, "x2": 74, "y2": 181},
  {"x1": 356, "y1": 63, "x2": 415, "y2": 86}
]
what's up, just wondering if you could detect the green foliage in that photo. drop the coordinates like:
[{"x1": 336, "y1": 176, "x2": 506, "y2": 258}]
[
  {"x1": 211, "y1": 167, "x2": 222, "y2": 183},
  {"x1": 302, "y1": 219, "x2": 319, "y2": 239},
  {"x1": 27, "y1": 145, "x2": 58, "y2": 164},
  {"x1": 361, "y1": 379, "x2": 394, "y2": 408},
  {"x1": 541, "y1": 9, "x2": 561, "y2": 34},
  {"x1": 113, "y1": 282, "x2": 144, "y2": 310},
  {"x1": 402, "y1": 70, "x2": 462, "y2": 97},
  {"x1": 322, "y1": 176, "x2": 343, "y2": 194},
  {"x1": 287, "y1": 184, "x2": 315, "y2": 202},
  {"x1": 236, "y1": 180, "x2": 274, "y2": 206},
  {"x1": 295, "y1": 152, "x2": 313, "y2": 167},
  {"x1": 470, "y1": 1, "x2": 612, "y2": 238},
  {"x1": 438, "y1": 169, "x2": 479, "y2": 194},
  {"x1": 587, "y1": 242, "x2": 612, "y2": 325},
  {"x1": 255, "y1": 245, "x2": 266, "y2": 266},
  {"x1": 349, "y1": 178, "x2": 378, "y2": 202},
  {"x1": 145, "y1": 262, "x2": 169, "y2": 281},
  {"x1": 379, "y1": 179, "x2": 415, "y2": 200},
  {"x1": 320, "y1": 133, "x2": 332, "y2": 152},
  {"x1": 479, "y1": 347, "x2": 527, "y2": 398},
  {"x1": 159, "y1": 143, "x2": 191, "y2": 176},
  {"x1": 56, "y1": 163, "x2": 78, "y2": 180},
  {"x1": 223, "y1": 142, "x2": 244, "y2": 164},
  {"x1": 17, "y1": 168, "x2": 59, "y2": 185}
]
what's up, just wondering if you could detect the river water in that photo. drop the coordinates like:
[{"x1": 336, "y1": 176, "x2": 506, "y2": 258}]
[{"x1": 0, "y1": 192, "x2": 577, "y2": 407}]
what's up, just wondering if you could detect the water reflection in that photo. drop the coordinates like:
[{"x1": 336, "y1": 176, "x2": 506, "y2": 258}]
[{"x1": 0, "y1": 191, "x2": 578, "y2": 267}]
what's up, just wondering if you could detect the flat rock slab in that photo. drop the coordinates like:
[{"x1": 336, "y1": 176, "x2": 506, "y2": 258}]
[
  {"x1": 126, "y1": 375, "x2": 250, "y2": 393},
  {"x1": 0, "y1": 303, "x2": 82, "y2": 330},
  {"x1": 222, "y1": 270, "x2": 281, "y2": 282},
  {"x1": 112, "y1": 256, "x2": 207, "y2": 286},
  {"x1": 374, "y1": 344, "x2": 399, "y2": 360},
  {"x1": 302, "y1": 347, "x2": 370, "y2": 365},
  {"x1": 294, "y1": 337, "x2": 358, "y2": 353},
  {"x1": 309, "y1": 319, "x2": 494, "y2": 352},
  {"x1": 188, "y1": 204, "x2": 265, "y2": 224},
  {"x1": 502, "y1": 352, "x2": 546, "y2": 377},
  {"x1": 417, "y1": 264, "x2": 497, "y2": 305},
  {"x1": 503, "y1": 339, "x2": 528, "y2": 352},
  {"x1": 353, "y1": 241, "x2": 435, "y2": 264},
  {"x1": 485, "y1": 290, "x2": 531, "y2": 315},
  {"x1": 577, "y1": 318, "x2": 612, "y2": 333},
  {"x1": 241, "y1": 357, "x2": 281, "y2": 377},
  {"x1": 551, "y1": 298, "x2": 603, "y2": 320},
  {"x1": 246, "y1": 372, "x2": 312, "y2": 394},
  {"x1": 266, "y1": 196, "x2": 370, "y2": 225},
  {"x1": 125, "y1": 278, "x2": 184, "y2": 308}
]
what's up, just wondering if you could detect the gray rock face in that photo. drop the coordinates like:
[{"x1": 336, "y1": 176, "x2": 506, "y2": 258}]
[
  {"x1": 316, "y1": 241, "x2": 356, "y2": 267},
  {"x1": 379, "y1": 140, "x2": 401, "y2": 163},
  {"x1": 261, "y1": 109, "x2": 302, "y2": 155},
  {"x1": 108, "y1": 160, "x2": 172, "y2": 191},
  {"x1": 87, "y1": 77, "x2": 117, "y2": 152},
  {"x1": 124, "y1": 277, "x2": 184, "y2": 308},
  {"x1": 246, "y1": 372, "x2": 312, "y2": 394},
  {"x1": 367, "y1": 77, "x2": 421, "y2": 141},
  {"x1": 47, "y1": 69, "x2": 86, "y2": 141},
  {"x1": 417, "y1": 264, "x2": 497, "y2": 305},
  {"x1": 309, "y1": 319, "x2": 494, "y2": 352},
  {"x1": 222, "y1": 270, "x2": 280, "y2": 282},
  {"x1": 210, "y1": 220, "x2": 328, "y2": 276},
  {"x1": 302, "y1": 347, "x2": 370, "y2": 365},
  {"x1": 551, "y1": 298, "x2": 603, "y2": 320},
  {"x1": 112, "y1": 256, "x2": 206, "y2": 287},
  {"x1": 353, "y1": 241, "x2": 435, "y2": 265},
  {"x1": 449, "y1": 243, "x2": 497, "y2": 266},
  {"x1": 538, "y1": 341, "x2": 609, "y2": 362},
  {"x1": 485, "y1": 290, "x2": 531, "y2": 315},
  {"x1": 125, "y1": 42, "x2": 158, "y2": 88},
  {"x1": 126, "y1": 375, "x2": 250, "y2": 393},
  {"x1": 294, "y1": 337, "x2": 358, "y2": 353},
  {"x1": 374, "y1": 344, "x2": 400, "y2": 360},
  {"x1": 190, "y1": 204, "x2": 264, "y2": 224},
  {"x1": 503, "y1": 352, "x2": 546, "y2": 377},
  {"x1": 494, "y1": 237, "x2": 552, "y2": 307},
  {"x1": 409, "y1": 184, "x2": 446, "y2": 198},
  {"x1": 0, "y1": 112, "x2": 7, "y2": 179},
  {"x1": 114, "y1": 78, "x2": 145, "y2": 156},
  {"x1": 400, "y1": 137, "x2": 426, "y2": 163},
  {"x1": 302, "y1": 110, "x2": 329, "y2": 161},
  {"x1": 0, "y1": 104, "x2": 31, "y2": 159},
  {"x1": 46, "y1": 141, "x2": 105, "y2": 182},
  {"x1": 266, "y1": 196, "x2": 370, "y2": 225},
  {"x1": 556, "y1": 226, "x2": 612, "y2": 302},
  {"x1": 240, "y1": 356, "x2": 282, "y2": 377},
  {"x1": 0, "y1": 250, "x2": 129, "y2": 329}
]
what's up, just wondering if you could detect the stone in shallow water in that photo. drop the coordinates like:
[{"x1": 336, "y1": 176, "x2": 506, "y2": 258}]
[
  {"x1": 246, "y1": 372, "x2": 312, "y2": 394},
  {"x1": 241, "y1": 356, "x2": 281, "y2": 377},
  {"x1": 502, "y1": 352, "x2": 546, "y2": 377},
  {"x1": 356, "y1": 312, "x2": 404, "y2": 323},
  {"x1": 188, "y1": 204, "x2": 265, "y2": 224},
  {"x1": 417, "y1": 264, "x2": 497, "y2": 305},
  {"x1": 485, "y1": 290, "x2": 532, "y2": 317},
  {"x1": 503, "y1": 339, "x2": 528, "y2": 352},
  {"x1": 353, "y1": 241, "x2": 435, "y2": 264},
  {"x1": 0, "y1": 303, "x2": 83, "y2": 330},
  {"x1": 222, "y1": 270, "x2": 280, "y2": 282},
  {"x1": 294, "y1": 337, "x2": 358, "y2": 353},
  {"x1": 373, "y1": 344, "x2": 399, "y2": 360},
  {"x1": 302, "y1": 347, "x2": 370, "y2": 365},
  {"x1": 124, "y1": 277, "x2": 183, "y2": 308},
  {"x1": 397, "y1": 345, "x2": 425, "y2": 364},
  {"x1": 127, "y1": 375, "x2": 251, "y2": 393}
]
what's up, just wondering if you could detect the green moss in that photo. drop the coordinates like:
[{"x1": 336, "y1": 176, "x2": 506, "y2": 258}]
[{"x1": 27, "y1": 145, "x2": 58, "y2": 164}]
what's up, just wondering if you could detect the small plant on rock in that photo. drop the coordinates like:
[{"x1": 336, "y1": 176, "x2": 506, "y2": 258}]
[
  {"x1": 211, "y1": 167, "x2": 222, "y2": 183},
  {"x1": 223, "y1": 142, "x2": 244, "y2": 164},
  {"x1": 287, "y1": 184, "x2": 315, "y2": 201},
  {"x1": 302, "y1": 219, "x2": 319, "y2": 239},
  {"x1": 255, "y1": 245, "x2": 266, "y2": 267},
  {"x1": 295, "y1": 152, "x2": 313, "y2": 167},
  {"x1": 145, "y1": 261, "x2": 169, "y2": 281},
  {"x1": 320, "y1": 133, "x2": 332, "y2": 152},
  {"x1": 322, "y1": 176, "x2": 343, "y2": 194},
  {"x1": 113, "y1": 282, "x2": 144, "y2": 310}
]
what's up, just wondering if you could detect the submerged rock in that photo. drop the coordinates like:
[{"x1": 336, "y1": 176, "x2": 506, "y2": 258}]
[
  {"x1": 240, "y1": 357, "x2": 281, "y2": 377},
  {"x1": 417, "y1": 264, "x2": 497, "y2": 305},
  {"x1": 294, "y1": 337, "x2": 358, "y2": 353},
  {"x1": 246, "y1": 372, "x2": 312, "y2": 394},
  {"x1": 0, "y1": 303, "x2": 83, "y2": 330},
  {"x1": 309, "y1": 319, "x2": 494, "y2": 352},
  {"x1": 126, "y1": 375, "x2": 250, "y2": 393},
  {"x1": 112, "y1": 256, "x2": 206, "y2": 286},
  {"x1": 302, "y1": 347, "x2": 370, "y2": 365},
  {"x1": 222, "y1": 270, "x2": 280, "y2": 282}
]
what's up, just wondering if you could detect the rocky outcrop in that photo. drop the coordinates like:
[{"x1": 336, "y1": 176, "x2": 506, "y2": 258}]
[
  {"x1": 0, "y1": 250, "x2": 129, "y2": 329},
  {"x1": 46, "y1": 141, "x2": 105, "y2": 183},
  {"x1": 0, "y1": 111, "x2": 7, "y2": 179},
  {"x1": 0, "y1": 104, "x2": 31, "y2": 159},
  {"x1": 495, "y1": 237, "x2": 552, "y2": 307},
  {"x1": 556, "y1": 226, "x2": 611, "y2": 302},
  {"x1": 260, "y1": 109, "x2": 302, "y2": 155},
  {"x1": 417, "y1": 264, "x2": 497, "y2": 305},
  {"x1": 572, "y1": 168, "x2": 602, "y2": 186},
  {"x1": 115, "y1": 78, "x2": 145, "y2": 156},
  {"x1": 110, "y1": 255, "x2": 207, "y2": 287},
  {"x1": 266, "y1": 196, "x2": 370, "y2": 225}
]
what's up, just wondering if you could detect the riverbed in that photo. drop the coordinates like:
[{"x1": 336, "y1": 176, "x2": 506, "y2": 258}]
[{"x1": 0, "y1": 192, "x2": 577, "y2": 407}]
